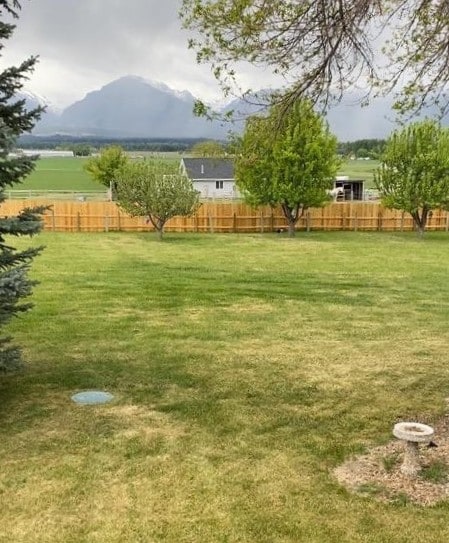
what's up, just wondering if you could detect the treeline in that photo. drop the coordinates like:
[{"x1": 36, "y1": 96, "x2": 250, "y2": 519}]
[
  {"x1": 338, "y1": 139, "x2": 386, "y2": 160},
  {"x1": 17, "y1": 134, "x2": 386, "y2": 159},
  {"x1": 17, "y1": 135, "x2": 217, "y2": 153}
]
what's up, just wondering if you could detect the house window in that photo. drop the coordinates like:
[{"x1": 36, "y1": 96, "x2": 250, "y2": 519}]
[{"x1": 215, "y1": 181, "x2": 224, "y2": 189}]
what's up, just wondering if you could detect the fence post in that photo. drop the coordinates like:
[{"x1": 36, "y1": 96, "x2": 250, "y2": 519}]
[
  {"x1": 104, "y1": 215, "x2": 109, "y2": 233},
  {"x1": 306, "y1": 211, "x2": 311, "y2": 232},
  {"x1": 51, "y1": 208, "x2": 56, "y2": 231},
  {"x1": 353, "y1": 212, "x2": 358, "y2": 232},
  {"x1": 76, "y1": 212, "x2": 81, "y2": 232},
  {"x1": 233, "y1": 212, "x2": 237, "y2": 233},
  {"x1": 377, "y1": 208, "x2": 383, "y2": 231},
  {"x1": 208, "y1": 212, "x2": 214, "y2": 234},
  {"x1": 260, "y1": 210, "x2": 264, "y2": 233},
  {"x1": 446, "y1": 212, "x2": 449, "y2": 232},
  {"x1": 195, "y1": 213, "x2": 199, "y2": 233},
  {"x1": 400, "y1": 211, "x2": 404, "y2": 232},
  {"x1": 117, "y1": 211, "x2": 121, "y2": 231},
  {"x1": 270, "y1": 209, "x2": 275, "y2": 232}
]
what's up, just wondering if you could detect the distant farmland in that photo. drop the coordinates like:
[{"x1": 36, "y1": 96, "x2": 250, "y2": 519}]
[
  {"x1": 13, "y1": 153, "x2": 184, "y2": 193},
  {"x1": 11, "y1": 155, "x2": 380, "y2": 193},
  {"x1": 14, "y1": 157, "x2": 97, "y2": 192},
  {"x1": 337, "y1": 159, "x2": 379, "y2": 187}
]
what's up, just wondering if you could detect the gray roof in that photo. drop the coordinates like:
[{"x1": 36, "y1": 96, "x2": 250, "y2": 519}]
[{"x1": 182, "y1": 157, "x2": 234, "y2": 180}]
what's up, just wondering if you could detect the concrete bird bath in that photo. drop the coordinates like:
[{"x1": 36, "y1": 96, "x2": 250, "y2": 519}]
[{"x1": 393, "y1": 422, "x2": 434, "y2": 477}]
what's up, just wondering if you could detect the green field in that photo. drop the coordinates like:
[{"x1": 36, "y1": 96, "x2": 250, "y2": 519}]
[
  {"x1": 13, "y1": 157, "x2": 98, "y2": 192},
  {"x1": 1, "y1": 231, "x2": 449, "y2": 542},
  {"x1": 337, "y1": 159, "x2": 380, "y2": 187},
  {"x1": 11, "y1": 156, "x2": 380, "y2": 193}
]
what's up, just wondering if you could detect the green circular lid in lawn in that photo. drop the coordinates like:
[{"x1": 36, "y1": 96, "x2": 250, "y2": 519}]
[{"x1": 71, "y1": 391, "x2": 114, "y2": 405}]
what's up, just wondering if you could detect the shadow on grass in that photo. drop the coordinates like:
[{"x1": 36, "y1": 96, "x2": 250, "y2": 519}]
[{"x1": 105, "y1": 259, "x2": 388, "y2": 310}]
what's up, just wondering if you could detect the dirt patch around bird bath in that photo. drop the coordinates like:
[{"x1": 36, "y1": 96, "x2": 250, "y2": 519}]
[{"x1": 333, "y1": 413, "x2": 449, "y2": 506}]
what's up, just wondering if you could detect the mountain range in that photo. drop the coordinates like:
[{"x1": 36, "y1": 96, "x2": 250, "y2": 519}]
[{"x1": 19, "y1": 75, "x2": 443, "y2": 141}]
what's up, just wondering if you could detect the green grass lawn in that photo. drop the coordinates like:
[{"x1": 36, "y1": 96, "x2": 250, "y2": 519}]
[{"x1": 2, "y1": 231, "x2": 449, "y2": 542}]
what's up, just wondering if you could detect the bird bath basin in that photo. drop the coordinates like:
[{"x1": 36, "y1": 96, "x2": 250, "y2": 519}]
[
  {"x1": 393, "y1": 422, "x2": 434, "y2": 477},
  {"x1": 71, "y1": 390, "x2": 114, "y2": 405}
]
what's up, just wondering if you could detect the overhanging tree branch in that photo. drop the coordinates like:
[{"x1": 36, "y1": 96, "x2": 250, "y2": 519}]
[{"x1": 181, "y1": 0, "x2": 449, "y2": 117}]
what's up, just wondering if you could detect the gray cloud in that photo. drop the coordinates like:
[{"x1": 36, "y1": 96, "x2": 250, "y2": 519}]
[{"x1": 4, "y1": 0, "x2": 228, "y2": 107}]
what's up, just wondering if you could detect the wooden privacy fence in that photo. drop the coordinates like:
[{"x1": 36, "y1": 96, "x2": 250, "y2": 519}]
[{"x1": 1, "y1": 200, "x2": 449, "y2": 233}]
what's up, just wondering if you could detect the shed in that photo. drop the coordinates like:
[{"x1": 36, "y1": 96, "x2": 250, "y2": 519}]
[{"x1": 334, "y1": 177, "x2": 365, "y2": 201}]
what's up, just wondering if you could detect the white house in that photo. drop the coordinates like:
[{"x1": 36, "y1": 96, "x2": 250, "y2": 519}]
[{"x1": 180, "y1": 157, "x2": 239, "y2": 199}]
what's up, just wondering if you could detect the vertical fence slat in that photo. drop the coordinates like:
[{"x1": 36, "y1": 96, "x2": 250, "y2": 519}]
[{"x1": 208, "y1": 212, "x2": 214, "y2": 234}]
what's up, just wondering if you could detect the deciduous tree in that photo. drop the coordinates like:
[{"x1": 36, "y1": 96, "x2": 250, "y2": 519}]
[
  {"x1": 236, "y1": 100, "x2": 339, "y2": 236},
  {"x1": 190, "y1": 140, "x2": 226, "y2": 157},
  {"x1": 115, "y1": 160, "x2": 200, "y2": 240},
  {"x1": 0, "y1": 0, "x2": 46, "y2": 371},
  {"x1": 84, "y1": 145, "x2": 128, "y2": 197},
  {"x1": 71, "y1": 143, "x2": 92, "y2": 157},
  {"x1": 375, "y1": 120, "x2": 449, "y2": 235}
]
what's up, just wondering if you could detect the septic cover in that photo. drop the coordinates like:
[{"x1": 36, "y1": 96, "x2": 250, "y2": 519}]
[{"x1": 71, "y1": 390, "x2": 114, "y2": 405}]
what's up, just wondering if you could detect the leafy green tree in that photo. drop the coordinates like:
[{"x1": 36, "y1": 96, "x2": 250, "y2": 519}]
[
  {"x1": 180, "y1": 1, "x2": 449, "y2": 117},
  {"x1": 375, "y1": 120, "x2": 449, "y2": 235},
  {"x1": 355, "y1": 148, "x2": 369, "y2": 159},
  {"x1": 236, "y1": 100, "x2": 339, "y2": 237},
  {"x1": 115, "y1": 160, "x2": 200, "y2": 240},
  {"x1": 84, "y1": 146, "x2": 128, "y2": 197},
  {"x1": 71, "y1": 143, "x2": 92, "y2": 157},
  {"x1": 0, "y1": 0, "x2": 46, "y2": 371},
  {"x1": 190, "y1": 140, "x2": 226, "y2": 157}
]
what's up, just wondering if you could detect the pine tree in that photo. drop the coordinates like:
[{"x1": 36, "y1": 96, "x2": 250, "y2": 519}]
[{"x1": 0, "y1": 1, "x2": 46, "y2": 371}]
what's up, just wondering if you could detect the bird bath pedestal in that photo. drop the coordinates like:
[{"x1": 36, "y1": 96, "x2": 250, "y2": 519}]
[{"x1": 393, "y1": 422, "x2": 434, "y2": 477}]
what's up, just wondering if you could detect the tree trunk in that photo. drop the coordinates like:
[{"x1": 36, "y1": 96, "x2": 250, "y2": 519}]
[
  {"x1": 287, "y1": 220, "x2": 296, "y2": 237},
  {"x1": 281, "y1": 202, "x2": 302, "y2": 237},
  {"x1": 411, "y1": 209, "x2": 428, "y2": 237},
  {"x1": 147, "y1": 214, "x2": 165, "y2": 240},
  {"x1": 155, "y1": 219, "x2": 165, "y2": 241}
]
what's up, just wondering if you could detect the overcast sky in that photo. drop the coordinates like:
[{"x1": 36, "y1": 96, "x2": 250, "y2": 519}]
[
  {"x1": 4, "y1": 0, "x2": 431, "y2": 139},
  {"x1": 1, "y1": 0, "x2": 281, "y2": 110}
]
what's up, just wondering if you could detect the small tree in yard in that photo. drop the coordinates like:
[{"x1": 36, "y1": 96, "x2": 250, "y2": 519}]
[
  {"x1": 115, "y1": 160, "x2": 200, "y2": 240},
  {"x1": 236, "y1": 99, "x2": 339, "y2": 237},
  {"x1": 84, "y1": 145, "x2": 128, "y2": 198},
  {"x1": 375, "y1": 120, "x2": 449, "y2": 235},
  {"x1": 0, "y1": 1, "x2": 46, "y2": 371}
]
